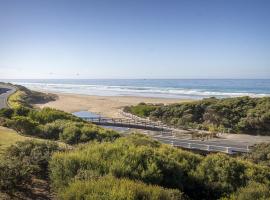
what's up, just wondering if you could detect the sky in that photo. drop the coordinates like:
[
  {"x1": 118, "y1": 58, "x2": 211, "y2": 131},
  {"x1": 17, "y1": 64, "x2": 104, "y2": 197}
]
[{"x1": 0, "y1": 0, "x2": 270, "y2": 79}]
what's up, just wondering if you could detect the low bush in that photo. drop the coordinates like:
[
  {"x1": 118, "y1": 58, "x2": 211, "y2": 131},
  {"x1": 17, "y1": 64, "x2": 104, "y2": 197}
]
[
  {"x1": 1, "y1": 106, "x2": 120, "y2": 144},
  {"x1": 125, "y1": 97, "x2": 270, "y2": 135},
  {"x1": 0, "y1": 159, "x2": 33, "y2": 192},
  {"x1": 242, "y1": 143, "x2": 270, "y2": 167},
  {"x1": 223, "y1": 182, "x2": 270, "y2": 200},
  {"x1": 5, "y1": 140, "x2": 61, "y2": 178},
  {"x1": 50, "y1": 134, "x2": 270, "y2": 200},
  {"x1": 195, "y1": 153, "x2": 270, "y2": 199},
  {"x1": 59, "y1": 176, "x2": 185, "y2": 200}
]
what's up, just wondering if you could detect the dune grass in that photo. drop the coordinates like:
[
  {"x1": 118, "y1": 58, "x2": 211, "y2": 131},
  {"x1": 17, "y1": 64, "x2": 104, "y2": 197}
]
[
  {"x1": 0, "y1": 126, "x2": 29, "y2": 156},
  {"x1": 8, "y1": 90, "x2": 25, "y2": 108},
  {"x1": 0, "y1": 126, "x2": 67, "y2": 158}
]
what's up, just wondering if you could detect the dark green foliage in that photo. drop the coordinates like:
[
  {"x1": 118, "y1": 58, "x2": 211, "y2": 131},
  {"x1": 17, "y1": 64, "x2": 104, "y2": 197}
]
[
  {"x1": 223, "y1": 182, "x2": 270, "y2": 200},
  {"x1": 126, "y1": 97, "x2": 270, "y2": 134},
  {"x1": 58, "y1": 176, "x2": 185, "y2": 200},
  {"x1": 50, "y1": 135, "x2": 270, "y2": 200},
  {"x1": 195, "y1": 153, "x2": 270, "y2": 199},
  {"x1": 243, "y1": 143, "x2": 270, "y2": 167},
  {"x1": 7, "y1": 116, "x2": 39, "y2": 135},
  {"x1": 1, "y1": 106, "x2": 120, "y2": 144},
  {"x1": 50, "y1": 134, "x2": 202, "y2": 192},
  {"x1": 14, "y1": 106, "x2": 31, "y2": 116},
  {"x1": 5, "y1": 140, "x2": 61, "y2": 178},
  {"x1": 29, "y1": 107, "x2": 80, "y2": 124},
  {"x1": 0, "y1": 140, "x2": 60, "y2": 193},
  {"x1": 124, "y1": 102, "x2": 160, "y2": 117},
  {"x1": 60, "y1": 124, "x2": 81, "y2": 144},
  {"x1": 0, "y1": 159, "x2": 33, "y2": 192},
  {"x1": 0, "y1": 108, "x2": 14, "y2": 118}
]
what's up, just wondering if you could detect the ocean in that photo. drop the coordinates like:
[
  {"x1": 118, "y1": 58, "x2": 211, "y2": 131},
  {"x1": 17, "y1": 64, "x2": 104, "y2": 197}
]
[{"x1": 4, "y1": 79, "x2": 270, "y2": 99}]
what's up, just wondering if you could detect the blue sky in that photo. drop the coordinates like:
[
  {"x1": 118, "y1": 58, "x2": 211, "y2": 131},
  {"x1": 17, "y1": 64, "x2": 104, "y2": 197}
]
[{"x1": 0, "y1": 0, "x2": 269, "y2": 79}]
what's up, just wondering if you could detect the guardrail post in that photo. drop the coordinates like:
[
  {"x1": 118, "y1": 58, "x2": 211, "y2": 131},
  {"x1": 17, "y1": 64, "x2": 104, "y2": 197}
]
[
  {"x1": 226, "y1": 147, "x2": 232, "y2": 154},
  {"x1": 206, "y1": 145, "x2": 210, "y2": 151}
]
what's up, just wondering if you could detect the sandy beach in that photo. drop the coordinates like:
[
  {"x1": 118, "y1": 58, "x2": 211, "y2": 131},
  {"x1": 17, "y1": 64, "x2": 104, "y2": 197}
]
[{"x1": 36, "y1": 93, "x2": 190, "y2": 117}]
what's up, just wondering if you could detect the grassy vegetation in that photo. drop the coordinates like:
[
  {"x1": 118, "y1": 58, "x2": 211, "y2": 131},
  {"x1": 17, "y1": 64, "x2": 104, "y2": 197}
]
[
  {"x1": 124, "y1": 96, "x2": 270, "y2": 135},
  {"x1": 59, "y1": 176, "x2": 185, "y2": 200},
  {"x1": 50, "y1": 134, "x2": 270, "y2": 200},
  {"x1": 0, "y1": 106, "x2": 120, "y2": 145},
  {"x1": 0, "y1": 126, "x2": 28, "y2": 156},
  {"x1": 8, "y1": 85, "x2": 57, "y2": 109},
  {"x1": 242, "y1": 143, "x2": 270, "y2": 167}
]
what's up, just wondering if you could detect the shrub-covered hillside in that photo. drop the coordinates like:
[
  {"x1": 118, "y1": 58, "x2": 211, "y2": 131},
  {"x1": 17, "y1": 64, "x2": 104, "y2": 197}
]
[
  {"x1": 8, "y1": 84, "x2": 57, "y2": 108},
  {"x1": 0, "y1": 106, "x2": 119, "y2": 144},
  {"x1": 50, "y1": 134, "x2": 270, "y2": 200},
  {"x1": 124, "y1": 97, "x2": 270, "y2": 134}
]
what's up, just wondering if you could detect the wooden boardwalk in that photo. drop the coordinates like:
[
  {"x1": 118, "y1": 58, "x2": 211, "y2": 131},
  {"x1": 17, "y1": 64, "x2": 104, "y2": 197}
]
[
  {"x1": 83, "y1": 117, "x2": 172, "y2": 132},
  {"x1": 82, "y1": 115, "x2": 250, "y2": 154}
]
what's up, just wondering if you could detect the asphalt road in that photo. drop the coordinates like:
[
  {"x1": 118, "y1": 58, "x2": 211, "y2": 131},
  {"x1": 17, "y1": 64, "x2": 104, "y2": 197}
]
[{"x1": 0, "y1": 84, "x2": 16, "y2": 109}]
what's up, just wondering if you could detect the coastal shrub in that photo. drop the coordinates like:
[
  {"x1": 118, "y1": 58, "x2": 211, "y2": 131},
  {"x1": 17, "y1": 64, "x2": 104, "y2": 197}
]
[
  {"x1": 58, "y1": 176, "x2": 185, "y2": 200},
  {"x1": 242, "y1": 143, "x2": 270, "y2": 167},
  {"x1": 1, "y1": 106, "x2": 120, "y2": 144},
  {"x1": 60, "y1": 124, "x2": 82, "y2": 144},
  {"x1": 0, "y1": 140, "x2": 61, "y2": 195},
  {"x1": 50, "y1": 134, "x2": 202, "y2": 195},
  {"x1": 7, "y1": 116, "x2": 39, "y2": 135},
  {"x1": 0, "y1": 158, "x2": 33, "y2": 192},
  {"x1": 50, "y1": 136, "x2": 194, "y2": 188},
  {"x1": 28, "y1": 107, "x2": 80, "y2": 124},
  {"x1": 124, "y1": 103, "x2": 160, "y2": 118},
  {"x1": 5, "y1": 140, "x2": 61, "y2": 178},
  {"x1": 223, "y1": 182, "x2": 270, "y2": 200},
  {"x1": 194, "y1": 153, "x2": 270, "y2": 198},
  {"x1": 125, "y1": 97, "x2": 270, "y2": 134},
  {"x1": 14, "y1": 106, "x2": 31, "y2": 116},
  {"x1": 0, "y1": 108, "x2": 14, "y2": 118}
]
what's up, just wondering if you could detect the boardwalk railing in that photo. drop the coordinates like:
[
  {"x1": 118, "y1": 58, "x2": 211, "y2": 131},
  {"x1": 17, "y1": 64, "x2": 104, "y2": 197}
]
[
  {"x1": 154, "y1": 135, "x2": 250, "y2": 154},
  {"x1": 82, "y1": 117, "x2": 172, "y2": 132},
  {"x1": 82, "y1": 115, "x2": 251, "y2": 154}
]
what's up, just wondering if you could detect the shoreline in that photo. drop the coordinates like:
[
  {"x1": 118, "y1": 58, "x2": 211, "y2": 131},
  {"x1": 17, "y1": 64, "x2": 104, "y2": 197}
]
[{"x1": 36, "y1": 92, "x2": 192, "y2": 118}]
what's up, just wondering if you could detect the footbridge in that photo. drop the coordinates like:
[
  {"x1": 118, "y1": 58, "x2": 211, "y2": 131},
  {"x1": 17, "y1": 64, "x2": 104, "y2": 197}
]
[
  {"x1": 82, "y1": 116, "x2": 251, "y2": 154},
  {"x1": 83, "y1": 117, "x2": 172, "y2": 132}
]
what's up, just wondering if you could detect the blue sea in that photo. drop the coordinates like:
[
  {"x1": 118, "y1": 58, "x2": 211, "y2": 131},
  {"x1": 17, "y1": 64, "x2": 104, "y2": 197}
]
[{"x1": 4, "y1": 79, "x2": 270, "y2": 99}]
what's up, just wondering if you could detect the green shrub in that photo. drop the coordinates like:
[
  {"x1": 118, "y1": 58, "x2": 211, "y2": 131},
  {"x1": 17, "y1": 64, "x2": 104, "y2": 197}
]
[
  {"x1": 195, "y1": 153, "x2": 270, "y2": 198},
  {"x1": 58, "y1": 176, "x2": 185, "y2": 200},
  {"x1": 5, "y1": 140, "x2": 61, "y2": 178},
  {"x1": 126, "y1": 97, "x2": 270, "y2": 134},
  {"x1": 50, "y1": 134, "x2": 202, "y2": 196},
  {"x1": 28, "y1": 107, "x2": 80, "y2": 124},
  {"x1": 7, "y1": 116, "x2": 39, "y2": 135},
  {"x1": 242, "y1": 143, "x2": 270, "y2": 167},
  {"x1": 223, "y1": 182, "x2": 270, "y2": 200},
  {"x1": 0, "y1": 158, "x2": 33, "y2": 192},
  {"x1": 124, "y1": 103, "x2": 160, "y2": 118},
  {"x1": 60, "y1": 125, "x2": 82, "y2": 144},
  {"x1": 0, "y1": 108, "x2": 14, "y2": 118}
]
